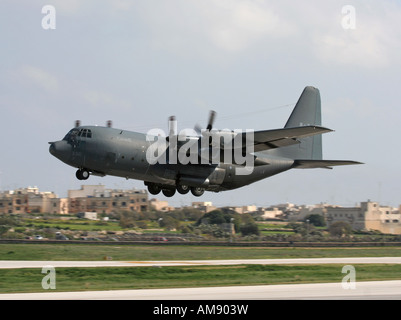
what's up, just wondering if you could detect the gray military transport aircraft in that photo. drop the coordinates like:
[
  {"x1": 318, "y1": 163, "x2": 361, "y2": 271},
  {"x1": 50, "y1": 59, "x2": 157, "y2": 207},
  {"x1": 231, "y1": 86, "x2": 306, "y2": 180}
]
[{"x1": 49, "y1": 86, "x2": 362, "y2": 197}]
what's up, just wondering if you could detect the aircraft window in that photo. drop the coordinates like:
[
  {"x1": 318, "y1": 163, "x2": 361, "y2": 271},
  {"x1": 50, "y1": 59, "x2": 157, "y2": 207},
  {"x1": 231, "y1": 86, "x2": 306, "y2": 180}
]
[
  {"x1": 63, "y1": 129, "x2": 79, "y2": 141},
  {"x1": 76, "y1": 128, "x2": 92, "y2": 138}
]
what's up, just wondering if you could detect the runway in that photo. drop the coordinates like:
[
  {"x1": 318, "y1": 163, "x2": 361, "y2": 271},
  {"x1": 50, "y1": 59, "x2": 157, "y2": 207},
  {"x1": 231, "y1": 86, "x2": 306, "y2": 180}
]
[
  {"x1": 2, "y1": 257, "x2": 401, "y2": 269},
  {"x1": 2, "y1": 281, "x2": 401, "y2": 300},
  {"x1": 2, "y1": 257, "x2": 401, "y2": 299}
]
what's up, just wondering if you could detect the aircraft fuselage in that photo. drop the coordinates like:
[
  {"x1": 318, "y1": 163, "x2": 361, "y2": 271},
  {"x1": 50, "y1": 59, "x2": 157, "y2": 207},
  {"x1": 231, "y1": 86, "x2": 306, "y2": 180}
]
[{"x1": 49, "y1": 125, "x2": 293, "y2": 196}]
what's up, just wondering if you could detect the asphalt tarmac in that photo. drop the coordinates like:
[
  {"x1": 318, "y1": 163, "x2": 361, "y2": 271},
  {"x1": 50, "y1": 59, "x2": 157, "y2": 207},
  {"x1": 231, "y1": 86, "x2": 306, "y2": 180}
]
[
  {"x1": 1, "y1": 281, "x2": 401, "y2": 300},
  {"x1": 2, "y1": 257, "x2": 401, "y2": 268}
]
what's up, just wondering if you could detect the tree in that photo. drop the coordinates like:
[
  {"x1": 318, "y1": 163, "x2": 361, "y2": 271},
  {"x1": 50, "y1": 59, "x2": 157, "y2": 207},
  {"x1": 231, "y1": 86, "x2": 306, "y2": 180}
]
[
  {"x1": 329, "y1": 221, "x2": 352, "y2": 237},
  {"x1": 159, "y1": 215, "x2": 180, "y2": 230},
  {"x1": 305, "y1": 214, "x2": 326, "y2": 227},
  {"x1": 240, "y1": 223, "x2": 260, "y2": 236}
]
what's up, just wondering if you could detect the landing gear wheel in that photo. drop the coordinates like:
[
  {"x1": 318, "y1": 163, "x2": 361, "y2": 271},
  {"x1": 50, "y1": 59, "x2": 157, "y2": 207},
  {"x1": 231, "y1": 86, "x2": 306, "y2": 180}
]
[
  {"x1": 76, "y1": 169, "x2": 90, "y2": 180},
  {"x1": 147, "y1": 184, "x2": 161, "y2": 195},
  {"x1": 191, "y1": 187, "x2": 205, "y2": 197},
  {"x1": 176, "y1": 184, "x2": 190, "y2": 195},
  {"x1": 162, "y1": 188, "x2": 176, "y2": 197}
]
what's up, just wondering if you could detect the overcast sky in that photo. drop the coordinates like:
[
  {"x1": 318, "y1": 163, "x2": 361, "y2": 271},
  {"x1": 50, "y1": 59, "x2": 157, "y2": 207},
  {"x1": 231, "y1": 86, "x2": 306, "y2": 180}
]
[{"x1": 1, "y1": 0, "x2": 401, "y2": 208}]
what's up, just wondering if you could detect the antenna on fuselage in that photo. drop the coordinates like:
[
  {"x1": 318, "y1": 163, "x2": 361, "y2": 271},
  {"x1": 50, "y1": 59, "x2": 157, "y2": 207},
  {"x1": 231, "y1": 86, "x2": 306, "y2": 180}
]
[
  {"x1": 107, "y1": 120, "x2": 112, "y2": 128},
  {"x1": 75, "y1": 120, "x2": 81, "y2": 128}
]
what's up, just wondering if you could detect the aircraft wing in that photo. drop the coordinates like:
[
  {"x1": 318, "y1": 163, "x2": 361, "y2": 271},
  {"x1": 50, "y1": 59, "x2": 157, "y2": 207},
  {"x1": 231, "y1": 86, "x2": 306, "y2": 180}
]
[
  {"x1": 293, "y1": 160, "x2": 364, "y2": 169},
  {"x1": 242, "y1": 126, "x2": 333, "y2": 152}
]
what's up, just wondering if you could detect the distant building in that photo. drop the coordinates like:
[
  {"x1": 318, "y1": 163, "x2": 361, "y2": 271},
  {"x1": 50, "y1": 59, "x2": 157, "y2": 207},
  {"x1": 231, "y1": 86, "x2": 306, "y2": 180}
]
[
  {"x1": 68, "y1": 185, "x2": 149, "y2": 214},
  {"x1": 287, "y1": 204, "x2": 332, "y2": 222},
  {"x1": 0, "y1": 187, "x2": 64, "y2": 214},
  {"x1": 77, "y1": 212, "x2": 98, "y2": 220},
  {"x1": 150, "y1": 199, "x2": 174, "y2": 212},
  {"x1": 192, "y1": 201, "x2": 216, "y2": 213},
  {"x1": 260, "y1": 208, "x2": 284, "y2": 220},
  {"x1": 326, "y1": 200, "x2": 401, "y2": 234}
]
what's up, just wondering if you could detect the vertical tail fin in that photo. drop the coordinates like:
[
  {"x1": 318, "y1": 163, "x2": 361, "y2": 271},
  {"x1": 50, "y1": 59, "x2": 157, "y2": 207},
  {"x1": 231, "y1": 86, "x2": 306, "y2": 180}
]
[{"x1": 274, "y1": 86, "x2": 323, "y2": 160}]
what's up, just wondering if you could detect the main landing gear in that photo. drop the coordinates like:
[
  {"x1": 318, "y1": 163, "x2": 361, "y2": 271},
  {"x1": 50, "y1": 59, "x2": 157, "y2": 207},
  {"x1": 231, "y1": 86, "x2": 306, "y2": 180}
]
[
  {"x1": 76, "y1": 169, "x2": 90, "y2": 180},
  {"x1": 146, "y1": 182, "x2": 205, "y2": 197}
]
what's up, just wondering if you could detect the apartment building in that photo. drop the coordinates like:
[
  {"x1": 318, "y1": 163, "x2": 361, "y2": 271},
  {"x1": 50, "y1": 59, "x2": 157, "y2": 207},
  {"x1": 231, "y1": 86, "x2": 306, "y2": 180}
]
[
  {"x1": 326, "y1": 200, "x2": 401, "y2": 234},
  {"x1": 0, "y1": 187, "x2": 66, "y2": 214},
  {"x1": 68, "y1": 185, "x2": 149, "y2": 214}
]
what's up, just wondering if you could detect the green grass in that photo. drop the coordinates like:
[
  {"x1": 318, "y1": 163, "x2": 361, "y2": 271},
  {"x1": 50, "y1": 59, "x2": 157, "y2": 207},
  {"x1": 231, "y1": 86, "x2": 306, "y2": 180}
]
[
  {"x1": 2, "y1": 244, "x2": 401, "y2": 293},
  {"x1": 1, "y1": 264, "x2": 401, "y2": 293},
  {"x1": 2, "y1": 244, "x2": 401, "y2": 261},
  {"x1": 24, "y1": 218, "x2": 122, "y2": 232}
]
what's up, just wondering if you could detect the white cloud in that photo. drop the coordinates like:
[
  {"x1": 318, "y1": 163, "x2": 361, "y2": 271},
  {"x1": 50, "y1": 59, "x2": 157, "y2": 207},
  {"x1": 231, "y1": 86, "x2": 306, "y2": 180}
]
[
  {"x1": 312, "y1": 2, "x2": 401, "y2": 68},
  {"x1": 18, "y1": 65, "x2": 59, "y2": 93},
  {"x1": 197, "y1": 0, "x2": 295, "y2": 52},
  {"x1": 134, "y1": 0, "x2": 295, "y2": 58},
  {"x1": 83, "y1": 90, "x2": 131, "y2": 111},
  {"x1": 130, "y1": 1, "x2": 401, "y2": 68}
]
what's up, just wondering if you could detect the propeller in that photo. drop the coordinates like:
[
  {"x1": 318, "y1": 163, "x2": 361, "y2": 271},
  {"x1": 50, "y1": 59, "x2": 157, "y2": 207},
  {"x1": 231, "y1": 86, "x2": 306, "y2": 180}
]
[{"x1": 194, "y1": 110, "x2": 217, "y2": 136}]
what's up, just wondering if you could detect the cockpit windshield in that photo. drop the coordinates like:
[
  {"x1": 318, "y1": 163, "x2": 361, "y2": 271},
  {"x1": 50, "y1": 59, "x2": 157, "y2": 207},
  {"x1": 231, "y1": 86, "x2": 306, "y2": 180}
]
[
  {"x1": 63, "y1": 128, "x2": 93, "y2": 141},
  {"x1": 63, "y1": 128, "x2": 79, "y2": 141}
]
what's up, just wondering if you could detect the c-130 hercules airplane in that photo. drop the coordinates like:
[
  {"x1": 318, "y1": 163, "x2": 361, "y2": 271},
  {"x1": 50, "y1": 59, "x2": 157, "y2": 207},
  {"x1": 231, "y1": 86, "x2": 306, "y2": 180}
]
[{"x1": 49, "y1": 86, "x2": 362, "y2": 197}]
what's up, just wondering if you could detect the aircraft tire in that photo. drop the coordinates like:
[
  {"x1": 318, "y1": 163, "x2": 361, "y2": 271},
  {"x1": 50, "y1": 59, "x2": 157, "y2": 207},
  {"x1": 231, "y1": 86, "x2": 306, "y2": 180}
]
[
  {"x1": 162, "y1": 188, "x2": 176, "y2": 197},
  {"x1": 176, "y1": 184, "x2": 190, "y2": 195},
  {"x1": 191, "y1": 187, "x2": 205, "y2": 197},
  {"x1": 147, "y1": 184, "x2": 161, "y2": 195},
  {"x1": 76, "y1": 169, "x2": 90, "y2": 180}
]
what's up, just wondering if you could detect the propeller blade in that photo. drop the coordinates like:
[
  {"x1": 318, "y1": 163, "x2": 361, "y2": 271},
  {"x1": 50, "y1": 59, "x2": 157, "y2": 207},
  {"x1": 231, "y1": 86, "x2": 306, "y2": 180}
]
[
  {"x1": 194, "y1": 123, "x2": 202, "y2": 135},
  {"x1": 168, "y1": 116, "x2": 177, "y2": 136},
  {"x1": 206, "y1": 110, "x2": 216, "y2": 131}
]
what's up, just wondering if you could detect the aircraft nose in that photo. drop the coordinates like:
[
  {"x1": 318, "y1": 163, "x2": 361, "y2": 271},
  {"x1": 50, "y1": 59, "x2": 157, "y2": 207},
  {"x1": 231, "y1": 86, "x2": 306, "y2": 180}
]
[{"x1": 49, "y1": 140, "x2": 71, "y2": 160}]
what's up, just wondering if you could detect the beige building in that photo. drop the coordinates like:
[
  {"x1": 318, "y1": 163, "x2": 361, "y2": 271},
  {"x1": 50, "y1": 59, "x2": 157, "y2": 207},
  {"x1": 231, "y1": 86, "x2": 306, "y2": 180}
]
[
  {"x1": 326, "y1": 201, "x2": 401, "y2": 234},
  {"x1": 150, "y1": 199, "x2": 174, "y2": 212},
  {"x1": 192, "y1": 201, "x2": 217, "y2": 213},
  {"x1": 68, "y1": 185, "x2": 149, "y2": 214},
  {"x1": 0, "y1": 187, "x2": 64, "y2": 214},
  {"x1": 260, "y1": 207, "x2": 284, "y2": 220}
]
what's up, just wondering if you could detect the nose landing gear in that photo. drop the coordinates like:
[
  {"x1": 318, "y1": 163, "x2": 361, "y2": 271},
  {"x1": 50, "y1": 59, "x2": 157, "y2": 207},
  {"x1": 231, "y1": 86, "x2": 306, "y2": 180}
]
[{"x1": 76, "y1": 169, "x2": 90, "y2": 180}]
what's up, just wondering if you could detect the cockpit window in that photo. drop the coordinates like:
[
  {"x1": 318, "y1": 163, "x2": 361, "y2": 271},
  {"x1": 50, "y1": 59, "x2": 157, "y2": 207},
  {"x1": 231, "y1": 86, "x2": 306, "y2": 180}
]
[
  {"x1": 63, "y1": 128, "x2": 79, "y2": 141},
  {"x1": 63, "y1": 128, "x2": 92, "y2": 141}
]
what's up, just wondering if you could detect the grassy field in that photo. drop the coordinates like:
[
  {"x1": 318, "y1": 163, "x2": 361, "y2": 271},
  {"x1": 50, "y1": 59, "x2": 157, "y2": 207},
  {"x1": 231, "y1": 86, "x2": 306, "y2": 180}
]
[
  {"x1": 1, "y1": 264, "x2": 401, "y2": 293},
  {"x1": 1, "y1": 243, "x2": 401, "y2": 261},
  {"x1": 2, "y1": 243, "x2": 401, "y2": 293}
]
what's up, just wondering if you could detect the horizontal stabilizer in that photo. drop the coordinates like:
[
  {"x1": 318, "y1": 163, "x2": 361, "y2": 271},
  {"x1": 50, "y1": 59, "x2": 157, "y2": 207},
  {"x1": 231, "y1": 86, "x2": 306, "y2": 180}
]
[{"x1": 293, "y1": 160, "x2": 364, "y2": 169}]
